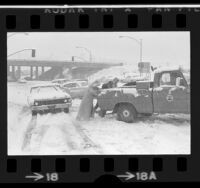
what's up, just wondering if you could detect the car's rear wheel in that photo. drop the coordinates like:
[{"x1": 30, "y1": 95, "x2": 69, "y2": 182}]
[
  {"x1": 117, "y1": 104, "x2": 137, "y2": 123},
  {"x1": 64, "y1": 108, "x2": 69, "y2": 113}
]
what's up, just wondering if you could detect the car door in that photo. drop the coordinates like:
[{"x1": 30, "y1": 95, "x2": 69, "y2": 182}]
[{"x1": 153, "y1": 71, "x2": 188, "y2": 113}]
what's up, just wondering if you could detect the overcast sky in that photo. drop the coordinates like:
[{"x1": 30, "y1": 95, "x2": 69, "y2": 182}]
[{"x1": 7, "y1": 31, "x2": 190, "y2": 69}]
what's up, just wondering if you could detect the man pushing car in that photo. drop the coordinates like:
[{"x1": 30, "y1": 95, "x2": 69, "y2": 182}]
[{"x1": 76, "y1": 81, "x2": 100, "y2": 121}]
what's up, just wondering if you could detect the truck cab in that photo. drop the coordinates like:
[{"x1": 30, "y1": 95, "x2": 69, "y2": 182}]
[
  {"x1": 152, "y1": 69, "x2": 190, "y2": 114},
  {"x1": 97, "y1": 68, "x2": 190, "y2": 123}
]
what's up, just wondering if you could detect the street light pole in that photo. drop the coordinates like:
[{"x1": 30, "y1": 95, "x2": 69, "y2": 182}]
[
  {"x1": 76, "y1": 46, "x2": 92, "y2": 62},
  {"x1": 72, "y1": 56, "x2": 86, "y2": 62},
  {"x1": 119, "y1": 36, "x2": 143, "y2": 62},
  {"x1": 7, "y1": 32, "x2": 29, "y2": 39},
  {"x1": 8, "y1": 48, "x2": 36, "y2": 58},
  {"x1": 140, "y1": 38, "x2": 142, "y2": 62}
]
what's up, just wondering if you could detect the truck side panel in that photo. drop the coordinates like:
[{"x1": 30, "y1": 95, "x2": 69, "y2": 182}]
[
  {"x1": 153, "y1": 86, "x2": 189, "y2": 114},
  {"x1": 98, "y1": 89, "x2": 153, "y2": 114}
]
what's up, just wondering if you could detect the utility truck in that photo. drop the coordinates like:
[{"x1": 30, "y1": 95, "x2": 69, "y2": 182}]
[{"x1": 97, "y1": 68, "x2": 190, "y2": 123}]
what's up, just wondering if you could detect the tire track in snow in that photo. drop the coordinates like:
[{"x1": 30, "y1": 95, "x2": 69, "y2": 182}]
[
  {"x1": 21, "y1": 115, "x2": 37, "y2": 151},
  {"x1": 27, "y1": 112, "x2": 89, "y2": 154},
  {"x1": 58, "y1": 123, "x2": 80, "y2": 151},
  {"x1": 28, "y1": 113, "x2": 78, "y2": 154},
  {"x1": 72, "y1": 119, "x2": 104, "y2": 154},
  {"x1": 10, "y1": 97, "x2": 104, "y2": 154},
  {"x1": 30, "y1": 124, "x2": 51, "y2": 154}
]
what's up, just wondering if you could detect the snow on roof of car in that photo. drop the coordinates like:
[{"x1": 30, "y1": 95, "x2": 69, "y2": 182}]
[
  {"x1": 52, "y1": 78, "x2": 68, "y2": 81},
  {"x1": 62, "y1": 81, "x2": 84, "y2": 87},
  {"x1": 63, "y1": 81, "x2": 79, "y2": 84},
  {"x1": 51, "y1": 79, "x2": 69, "y2": 83},
  {"x1": 31, "y1": 83, "x2": 60, "y2": 88},
  {"x1": 74, "y1": 79, "x2": 88, "y2": 81}
]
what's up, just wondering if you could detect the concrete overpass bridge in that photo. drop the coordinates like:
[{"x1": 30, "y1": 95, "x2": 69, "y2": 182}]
[{"x1": 7, "y1": 59, "x2": 123, "y2": 81}]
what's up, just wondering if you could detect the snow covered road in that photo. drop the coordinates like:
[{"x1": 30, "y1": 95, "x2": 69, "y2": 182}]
[{"x1": 8, "y1": 82, "x2": 190, "y2": 155}]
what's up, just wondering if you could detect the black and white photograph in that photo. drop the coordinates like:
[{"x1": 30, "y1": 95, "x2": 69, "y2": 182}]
[{"x1": 7, "y1": 32, "x2": 190, "y2": 155}]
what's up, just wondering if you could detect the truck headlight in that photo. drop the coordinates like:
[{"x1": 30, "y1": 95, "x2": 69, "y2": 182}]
[{"x1": 64, "y1": 99, "x2": 68, "y2": 103}]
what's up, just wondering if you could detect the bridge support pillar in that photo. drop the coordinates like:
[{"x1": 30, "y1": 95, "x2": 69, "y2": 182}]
[
  {"x1": 30, "y1": 66, "x2": 33, "y2": 80},
  {"x1": 17, "y1": 66, "x2": 21, "y2": 79},
  {"x1": 35, "y1": 66, "x2": 38, "y2": 80},
  {"x1": 41, "y1": 66, "x2": 44, "y2": 74},
  {"x1": 11, "y1": 66, "x2": 15, "y2": 79}
]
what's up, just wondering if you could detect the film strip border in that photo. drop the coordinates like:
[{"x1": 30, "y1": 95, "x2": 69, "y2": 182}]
[
  {"x1": 5, "y1": 11, "x2": 187, "y2": 30},
  {"x1": 0, "y1": 7, "x2": 196, "y2": 182},
  {"x1": 5, "y1": 157, "x2": 187, "y2": 173},
  {"x1": 0, "y1": 156, "x2": 189, "y2": 182}
]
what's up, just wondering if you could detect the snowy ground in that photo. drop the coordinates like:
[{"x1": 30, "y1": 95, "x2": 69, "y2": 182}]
[{"x1": 8, "y1": 81, "x2": 190, "y2": 155}]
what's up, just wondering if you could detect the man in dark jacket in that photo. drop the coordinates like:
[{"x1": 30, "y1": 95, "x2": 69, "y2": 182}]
[{"x1": 101, "y1": 81, "x2": 113, "y2": 89}]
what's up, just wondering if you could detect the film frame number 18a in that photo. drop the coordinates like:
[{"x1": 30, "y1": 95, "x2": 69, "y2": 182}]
[{"x1": 0, "y1": 4, "x2": 197, "y2": 183}]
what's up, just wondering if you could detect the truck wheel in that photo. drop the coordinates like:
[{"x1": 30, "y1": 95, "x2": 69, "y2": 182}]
[
  {"x1": 32, "y1": 110, "x2": 37, "y2": 116},
  {"x1": 117, "y1": 104, "x2": 137, "y2": 123},
  {"x1": 98, "y1": 109, "x2": 106, "y2": 117},
  {"x1": 64, "y1": 108, "x2": 69, "y2": 113}
]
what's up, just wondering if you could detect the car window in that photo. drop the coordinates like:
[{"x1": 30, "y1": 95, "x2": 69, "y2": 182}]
[
  {"x1": 54, "y1": 86, "x2": 62, "y2": 90},
  {"x1": 61, "y1": 80, "x2": 66, "y2": 84},
  {"x1": 159, "y1": 72, "x2": 187, "y2": 87},
  {"x1": 64, "y1": 83, "x2": 78, "y2": 88},
  {"x1": 160, "y1": 73, "x2": 171, "y2": 86},
  {"x1": 80, "y1": 82, "x2": 88, "y2": 86},
  {"x1": 52, "y1": 80, "x2": 63, "y2": 84},
  {"x1": 63, "y1": 80, "x2": 68, "y2": 84}
]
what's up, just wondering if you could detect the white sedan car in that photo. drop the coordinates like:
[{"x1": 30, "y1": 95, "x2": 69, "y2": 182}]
[
  {"x1": 61, "y1": 80, "x2": 88, "y2": 99},
  {"x1": 51, "y1": 78, "x2": 69, "y2": 85},
  {"x1": 27, "y1": 84, "x2": 72, "y2": 116}
]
